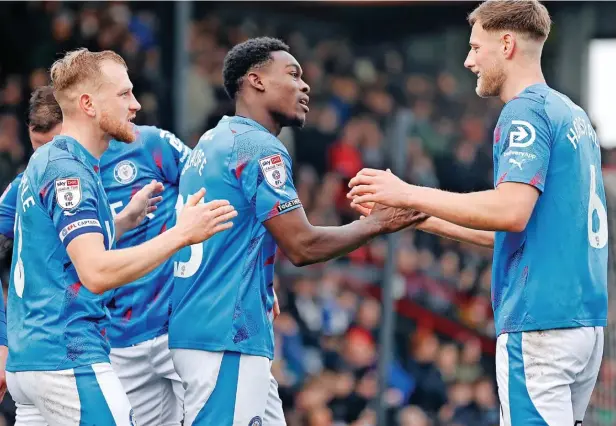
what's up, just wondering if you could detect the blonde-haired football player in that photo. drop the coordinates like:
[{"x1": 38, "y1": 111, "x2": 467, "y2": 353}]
[{"x1": 5, "y1": 48, "x2": 237, "y2": 425}]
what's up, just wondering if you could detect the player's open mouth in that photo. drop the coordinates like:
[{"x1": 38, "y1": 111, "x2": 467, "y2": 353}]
[{"x1": 299, "y1": 98, "x2": 309, "y2": 113}]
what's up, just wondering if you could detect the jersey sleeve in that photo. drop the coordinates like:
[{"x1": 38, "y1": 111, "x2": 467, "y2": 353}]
[
  {"x1": 495, "y1": 97, "x2": 552, "y2": 192},
  {"x1": 41, "y1": 160, "x2": 104, "y2": 248},
  {"x1": 0, "y1": 174, "x2": 21, "y2": 238},
  {"x1": 141, "y1": 126, "x2": 192, "y2": 185},
  {"x1": 232, "y1": 131, "x2": 302, "y2": 223}
]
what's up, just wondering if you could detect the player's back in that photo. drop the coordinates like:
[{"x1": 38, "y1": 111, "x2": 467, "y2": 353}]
[
  {"x1": 7, "y1": 136, "x2": 114, "y2": 372},
  {"x1": 100, "y1": 126, "x2": 190, "y2": 347},
  {"x1": 170, "y1": 116, "x2": 301, "y2": 359},
  {"x1": 492, "y1": 84, "x2": 608, "y2": 335}
]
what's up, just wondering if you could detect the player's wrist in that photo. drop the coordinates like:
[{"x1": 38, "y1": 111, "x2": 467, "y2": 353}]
[
  {"x1": 415, "y1": 215, "x2": 433, "y2": 232},
  {"x1": 113, "y1": 211, "x2": 129, "y2": 238},
  {"x1": 166, "y1": 225, "x2": 192, "y2": 250},
  {"x1": 362, "y1": 213, "x2": 387, "y2": 236},
  {"x1": 403, "y1": 185, "x2": 421, "y2": 210}
]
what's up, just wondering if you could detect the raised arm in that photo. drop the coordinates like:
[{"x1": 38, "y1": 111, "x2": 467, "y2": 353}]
[
  {"x1": 349, "y1": 169, "x2": 538, "y2": 233},
  {"x1": 416, "y1": 216, "x2": 495, "y2": 248},
  {"x1": 265, "y1": 203, "x2": 428, "y2": 267},
  {"x1": 68, "y1": 189, "x2": 236, "y2": 294},
  {"x1": 351, "y1": 201, "x2": 494, "y2": 249},
  {"x1": 348, "y1": 97, "x2": 552, "y2": 234}
]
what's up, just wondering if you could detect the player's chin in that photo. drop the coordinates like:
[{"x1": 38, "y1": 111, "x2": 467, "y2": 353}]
[
  {"x1": 101, "y1": 116, "x2": 137, "y2": 143},
  {"x1": 476, "y1": 85, "x2": 497, "y2": 99},
  {"x1": 287, "y1": 113, "x2": 306, "y2": 129},
  {"x1": 110, "y1": 125, "x2": 137, "y2": 143}
]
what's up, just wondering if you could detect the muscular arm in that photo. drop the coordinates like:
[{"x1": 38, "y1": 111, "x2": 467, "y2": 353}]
[
  {"x1": 67, "y1": 229, "x2": 186, "y2": 295},
  {"x1": 417, "y1": 216, "x2": 494, "y2": 248},
  {"x1": 66, "y1": 191, "x2": 235, "y2": 295},
  {"x1": 350, "y1": 170, "x2": 540, "y2": 233},
  {"x1": 264, "y1": 208, "x2": 382, "y2": 267},
  {"x1": 410, "y1": 182, "x2": 539, "y2": 233}
]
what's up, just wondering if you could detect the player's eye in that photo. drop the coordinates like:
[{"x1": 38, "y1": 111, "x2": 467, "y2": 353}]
[{"x1": 290, "y1": 72, "x2": 299, "y2": 79}]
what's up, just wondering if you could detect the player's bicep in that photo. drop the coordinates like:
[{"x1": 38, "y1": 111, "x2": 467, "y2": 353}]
[
  {"x1": 263, "y1": 206, "x2": 312, "y2": 258},
  {"x1": 496, "y1": 102, "x2": 552, "y2": 192},
  {"x1": 66, "y1": 233, "x2": 107, "y2": 291},
  {"x1": 495, "y1": 182, "x2": 540, "y2": 227}
]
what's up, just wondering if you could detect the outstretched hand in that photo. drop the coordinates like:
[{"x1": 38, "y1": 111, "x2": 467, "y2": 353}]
[
  {"x1": 349, "y1": 201, "x2": 374, "y2": 219},
  {"x1": 348, "y1": 168, "x2": 413, "y2": 209},
  {"x1": 369, "y1": 201, "x2": 429, "y2": 234},
  {"x1": 115, "y1": 180, "x2": 164, "y2": 238},
  {"x1": 347, "y1": 170, "x2": 428, "y2": 232},
  {"x1": 175, "y1": 188, "x2": 238, "y2": 246}
]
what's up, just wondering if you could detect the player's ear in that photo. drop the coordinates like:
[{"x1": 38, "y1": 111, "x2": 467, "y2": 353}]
[
  {"x1": 246, "y1": 72, "x2": 266, "y2": 93},
  {"x1": 502, "y1": 33, "x2": 515, "y2": 59},
  {"x1": 79, "y1": 93, "x2": 96, "y2": 118}
]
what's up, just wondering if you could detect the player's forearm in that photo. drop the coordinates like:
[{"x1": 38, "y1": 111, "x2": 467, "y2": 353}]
[
  {"x1": 113, "y1": 217, "x2": 127, "y2": 241},
  {"x1": 407, "y1": 186, "x2": 525, "y2": 232},
  {"x1": 417, "y1": 216, "x2": 494, "y2": 248},
  {"x1": 113, "y1": 212, "x2": 132, "y2": 241},
  {"x1": 291, "y1": 219, "x2": 383, "y2": 266},
  {"x1": 82, "y1": 230, "x2": 186, "y2": 294}
]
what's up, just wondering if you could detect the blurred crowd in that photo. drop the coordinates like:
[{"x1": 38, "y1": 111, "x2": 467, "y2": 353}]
[
  {"x1": 1, "y1": 2, "x2": 615, "y2": 426},
  {"x1": 0, "y1": 1, "x2": 164, "y2": 192}
]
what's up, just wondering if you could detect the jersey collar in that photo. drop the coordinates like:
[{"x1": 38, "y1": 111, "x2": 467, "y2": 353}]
[
  {"x1": 229, "y1": 115, "x2": 271, "y2": 134},
  {"x1": 57, "y1": 135, "x2": 101, "y2": 172}
]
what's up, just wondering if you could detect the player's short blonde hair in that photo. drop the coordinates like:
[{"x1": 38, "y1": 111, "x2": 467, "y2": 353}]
[
  {"x1": 468, "y1": 0, "x2": 552, "y2": 41},
  {"x1": 50, "y1": 48, "x2": 127, "y2": 101}
]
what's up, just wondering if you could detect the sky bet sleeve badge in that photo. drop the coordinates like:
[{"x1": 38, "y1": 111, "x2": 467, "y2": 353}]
[
  {"x1": 259, "y1": 154, "x2": 287, "y2": 189},
  {"x1": 55, "y1": 178, "x2": 82, "y2": 210}
]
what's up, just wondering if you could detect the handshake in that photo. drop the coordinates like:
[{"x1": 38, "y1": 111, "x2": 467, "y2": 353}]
[{"x1": 346, "y1": 168, "x2": 429, "y2": 233}]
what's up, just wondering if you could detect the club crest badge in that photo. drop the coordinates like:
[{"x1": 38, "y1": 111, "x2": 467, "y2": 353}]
[{"x1": 114, "y1": 160, "x2": 138, "y2": 185}]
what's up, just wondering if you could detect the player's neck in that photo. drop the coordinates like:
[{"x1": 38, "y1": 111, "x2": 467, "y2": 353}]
[
  {"x1": 60, "y1": 120, "x2": 110, "y2": 159},
  {"x1": 235, "y1": 101, "x2": 282, "y2": 136},
  {"x1": 500, "y1": 65, "x2": 546, "y2": 103}
]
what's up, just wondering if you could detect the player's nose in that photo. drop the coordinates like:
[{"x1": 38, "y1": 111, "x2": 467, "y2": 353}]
[
  {"x1": 464, "y1": 52, "x2": 474, "y2": 70},
  {"x1": 130, "y1": 94, "x2": 142, "y2": 112},
  {"x1": 300, "y1": 79, "x2": 310, "y2": 95}
]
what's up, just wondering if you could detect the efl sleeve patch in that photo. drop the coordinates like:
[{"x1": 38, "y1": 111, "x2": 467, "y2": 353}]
[
  {"x1": 259, "y1": 154, "x2": 287, "y2": 189},
  {"x1": 59, "y1": 218, "x2": 102, "y2": 243},
  {"x1": 55, "y1": 178, "x2": 82, "y2": 210}
]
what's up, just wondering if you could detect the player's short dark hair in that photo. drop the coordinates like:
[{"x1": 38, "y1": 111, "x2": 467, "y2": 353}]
[
  {"x1": 28, "y1": 85, "x2": 63, "y2": 133},
  {"x1": 222, "y1": 37, "x2": 290, "y2": 100},
  {"x1": 468, "y1": 0, "x2": 552, "y2": 41}
]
